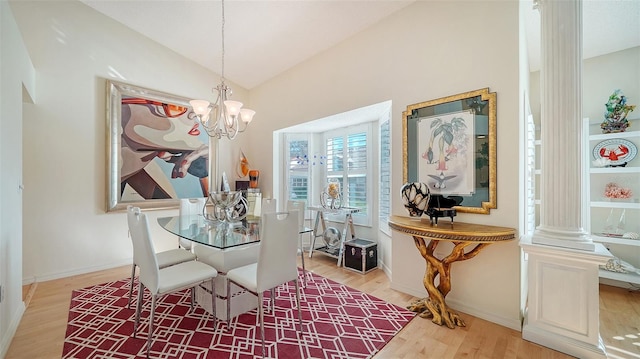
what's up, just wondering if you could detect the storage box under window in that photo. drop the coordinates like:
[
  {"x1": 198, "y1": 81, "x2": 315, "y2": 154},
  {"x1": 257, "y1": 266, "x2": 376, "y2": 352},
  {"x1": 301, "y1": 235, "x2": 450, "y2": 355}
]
[{"x1": 344, "y1": 238, "x2": 378, "y2": 274}]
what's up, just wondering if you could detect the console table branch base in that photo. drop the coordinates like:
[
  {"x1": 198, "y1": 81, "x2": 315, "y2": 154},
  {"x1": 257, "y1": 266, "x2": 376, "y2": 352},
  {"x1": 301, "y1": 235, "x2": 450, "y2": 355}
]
[
  {"x1": 408, "y1": 237, "x2": 490, "y2": 328},
  {"x1": 389, "y1": 215, "x2": 515, "y2": 329}
]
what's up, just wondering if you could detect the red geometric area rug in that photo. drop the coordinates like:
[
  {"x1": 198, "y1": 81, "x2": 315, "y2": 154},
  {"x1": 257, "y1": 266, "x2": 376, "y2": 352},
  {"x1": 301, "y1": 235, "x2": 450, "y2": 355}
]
[{"x1": 62, "y1": 271, "x2": 415, "y2": 359}]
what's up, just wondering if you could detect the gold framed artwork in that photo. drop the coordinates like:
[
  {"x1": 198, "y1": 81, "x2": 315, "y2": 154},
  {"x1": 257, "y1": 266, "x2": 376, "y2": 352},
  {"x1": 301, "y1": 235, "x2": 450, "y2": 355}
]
[{"x1": 403, "y1": 88, "x2": 497, "y2": 214}]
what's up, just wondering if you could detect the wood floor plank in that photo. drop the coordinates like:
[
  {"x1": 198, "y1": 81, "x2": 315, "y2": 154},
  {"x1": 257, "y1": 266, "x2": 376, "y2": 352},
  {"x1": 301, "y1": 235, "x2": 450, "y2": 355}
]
[{"x1": 6, "y1": 255, "x2": 637, "y2": 358}]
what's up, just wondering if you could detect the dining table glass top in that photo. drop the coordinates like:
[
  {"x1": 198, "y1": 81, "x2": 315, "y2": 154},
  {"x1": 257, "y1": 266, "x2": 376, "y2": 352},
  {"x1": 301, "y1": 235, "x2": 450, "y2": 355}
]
[
  {"x1": 157, "y1": 215, "x2": 313, "y2": 250},
  {"x1": 157, "y1": 215, "x2": 261, "y2": 250}
]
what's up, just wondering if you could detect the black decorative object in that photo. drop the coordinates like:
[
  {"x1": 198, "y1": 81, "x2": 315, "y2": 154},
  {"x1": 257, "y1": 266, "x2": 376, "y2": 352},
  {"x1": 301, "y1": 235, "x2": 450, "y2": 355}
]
[
  {"x1": 401, "y1": 182, "x2": 431, "y2": 217},
  {"x1": 426, "y1": 207, "x2": 457, "y2": 225},
  {"x1": 428, "y1": 195, "x2": 463, "y2": 209},
  {"x1": 426, "y1": 195, "x2": 460, "y2": 225}
]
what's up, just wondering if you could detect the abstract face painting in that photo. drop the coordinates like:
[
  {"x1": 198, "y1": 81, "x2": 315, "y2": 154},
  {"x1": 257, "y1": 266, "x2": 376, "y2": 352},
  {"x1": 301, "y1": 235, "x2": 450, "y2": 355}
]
[{"x1": 107, "y1": 80, "x2": 210, "y2": 211}]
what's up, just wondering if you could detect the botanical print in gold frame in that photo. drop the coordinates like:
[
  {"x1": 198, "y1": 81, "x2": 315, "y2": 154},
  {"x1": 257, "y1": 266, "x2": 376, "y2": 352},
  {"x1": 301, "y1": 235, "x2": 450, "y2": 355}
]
[{"x1": 403, "y1": 88, "x2": 497, "y2": 214}]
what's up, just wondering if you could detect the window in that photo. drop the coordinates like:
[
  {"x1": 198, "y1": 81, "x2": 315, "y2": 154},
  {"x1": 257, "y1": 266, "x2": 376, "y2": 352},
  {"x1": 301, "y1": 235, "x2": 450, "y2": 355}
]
[
  {"x1": 278, "y1": 101, "x2": 391, "y2": 229},
  {"x1": 285, "y1": 135, "x2": 310, "y2": 202},
  {"x1": 379, "y1": 118, "x2": 391, "y2": 235},
  {"x1": 525, "y1": 114, "x2": 537, "y2": 235},
  {"x1": 324, "y1": 124, "x2": 371, "y2": 225}
]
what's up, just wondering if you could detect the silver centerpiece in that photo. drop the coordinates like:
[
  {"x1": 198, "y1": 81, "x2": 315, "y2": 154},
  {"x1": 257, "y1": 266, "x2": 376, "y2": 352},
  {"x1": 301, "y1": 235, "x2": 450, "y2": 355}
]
[{"x1": 203, "y1": 191, "x2": 248, "y2": 241}]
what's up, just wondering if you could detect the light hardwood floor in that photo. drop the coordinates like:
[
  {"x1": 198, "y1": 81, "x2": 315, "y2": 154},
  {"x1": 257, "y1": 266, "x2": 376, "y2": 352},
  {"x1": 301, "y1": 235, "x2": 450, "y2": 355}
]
[{"x1": 6, "y1": 255, "x2": 640, "y2": 358}]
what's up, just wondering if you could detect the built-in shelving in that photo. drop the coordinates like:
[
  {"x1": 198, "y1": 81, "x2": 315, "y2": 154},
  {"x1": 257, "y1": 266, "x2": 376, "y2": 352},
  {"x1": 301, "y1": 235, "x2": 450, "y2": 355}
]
[
  {"x1": 590, "y1": 201, "x2": 640, "y2": 209},
  {"x1": 585, "y1": 118, "x2": 640, "y2": 288},
  {"x1": 598, "y1": 269, "x2": 640, "y2": 285},
  {"x1": 591, "y1": 234, "x2": 640, "y2": 247}
]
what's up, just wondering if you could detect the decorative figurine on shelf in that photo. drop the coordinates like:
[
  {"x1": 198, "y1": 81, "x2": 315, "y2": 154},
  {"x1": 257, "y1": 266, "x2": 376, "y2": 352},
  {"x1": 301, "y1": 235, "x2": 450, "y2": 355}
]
[
  {"x1": 600, "y1": 89, "x2": 635, "y2": 133},
  {"x1": 237, "y1": 149, "x2": 250, "y2": 178},
  {"x1": 604, "y1": 182, "x2": 633, "y2": 200},
  {"x1": 248, "y1": 169, "x2": 259, "y2": 188}
]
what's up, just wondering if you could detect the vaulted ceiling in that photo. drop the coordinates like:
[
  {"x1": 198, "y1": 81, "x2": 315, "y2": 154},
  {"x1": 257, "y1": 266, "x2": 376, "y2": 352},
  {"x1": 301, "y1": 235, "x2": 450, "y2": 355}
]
[{"x1": 82, "y1": 0, "x2": 640, "y2": 90}]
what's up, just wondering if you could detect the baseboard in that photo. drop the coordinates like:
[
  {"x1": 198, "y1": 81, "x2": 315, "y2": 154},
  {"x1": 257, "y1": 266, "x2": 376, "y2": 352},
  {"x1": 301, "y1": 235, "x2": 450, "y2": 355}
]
[
  {"x1": 390, "y1": 282, "x2": 522, "y2": 331},
  {"x1": 0, "y1": 301, "x2": 26, "y2": 358},
  {"x1": 23, "y1": 259, "x2": 131, "y2": 285},
  {"x1": 446, "y1": 297, "x2": 522, "y2": 331},
  {"x1": 522, "y1": 318, "x2": 607, "y2": 359},
  {"x1": 378, "y1": 259, "x2": 391, "y2": 278},
  {"x1": 390, "y1": 281, "x2": 427, "y2": 299}
]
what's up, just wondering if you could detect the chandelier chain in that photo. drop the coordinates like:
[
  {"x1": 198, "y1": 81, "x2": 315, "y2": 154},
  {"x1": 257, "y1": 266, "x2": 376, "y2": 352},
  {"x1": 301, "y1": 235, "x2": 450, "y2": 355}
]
[{"x1": 221, "y1": 0, "x2": 225, "y2": 81}]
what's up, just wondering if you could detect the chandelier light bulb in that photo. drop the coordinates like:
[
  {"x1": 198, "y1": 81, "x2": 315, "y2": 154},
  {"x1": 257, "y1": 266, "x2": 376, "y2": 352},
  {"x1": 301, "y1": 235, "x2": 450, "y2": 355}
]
[
  {"x1": 189, "y1": 100, "x2": 211, "y2": 116},
  {"x1": 224, "y1": 100, "x2": 243, "y2": 117},
  {"x1": 240, "y1": 109, "x2": 255, "y2": 123}
]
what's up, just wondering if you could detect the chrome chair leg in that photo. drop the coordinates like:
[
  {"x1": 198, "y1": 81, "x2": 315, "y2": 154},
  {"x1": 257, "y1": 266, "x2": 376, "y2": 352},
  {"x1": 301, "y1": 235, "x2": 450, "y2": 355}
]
[
  {"x1": 133, "y1": 282, "x2": 144, "y2": 337},
  {"x1": 270, "y1": 288, "x2": 275, "y2": 312},
  {"x1": 258, "y1": 292, "x2": 265, "y2": 358},
  {"x1": 146, "y1": 295, "x2": 157, "y2": 357},
  {"x1": 295, "y1": 279, "x2": 303, "y2": 333},
  {"x1": 128, "y1": 263, "x2": 137, "y2": 309},
  {"x1": 299, "y1": 235, "x2": 307, "y2": 287}
]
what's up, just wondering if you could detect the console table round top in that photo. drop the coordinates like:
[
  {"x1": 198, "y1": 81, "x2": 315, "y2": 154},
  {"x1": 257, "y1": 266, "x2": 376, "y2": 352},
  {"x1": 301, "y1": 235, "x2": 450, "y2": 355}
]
[{"x1": 388, "y1": 215, "x2": 516, "y2": 243}]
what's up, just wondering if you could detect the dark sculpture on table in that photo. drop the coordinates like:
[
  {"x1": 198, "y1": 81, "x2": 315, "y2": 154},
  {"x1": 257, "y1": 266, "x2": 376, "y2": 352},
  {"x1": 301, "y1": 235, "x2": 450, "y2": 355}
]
[{"x1": 426, "y1": 195, "x2": 462, "y2": 225}]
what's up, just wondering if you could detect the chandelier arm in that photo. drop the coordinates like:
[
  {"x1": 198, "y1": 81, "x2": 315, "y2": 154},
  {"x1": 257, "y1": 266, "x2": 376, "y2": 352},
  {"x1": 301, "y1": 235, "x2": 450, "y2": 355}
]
[{"x1": 237, "y1": 121, "x2": 249, "y2": 134}]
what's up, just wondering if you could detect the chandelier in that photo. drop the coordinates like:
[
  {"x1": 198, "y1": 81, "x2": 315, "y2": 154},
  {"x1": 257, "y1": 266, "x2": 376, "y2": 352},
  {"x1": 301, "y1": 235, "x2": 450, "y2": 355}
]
[{"x1": 189, "y1": 0, "x2": 255, "y2": 140}]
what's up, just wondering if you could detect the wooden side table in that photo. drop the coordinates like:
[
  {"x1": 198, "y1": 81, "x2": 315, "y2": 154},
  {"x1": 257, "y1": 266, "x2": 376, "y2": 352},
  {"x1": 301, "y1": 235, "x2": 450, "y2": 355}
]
[{"x1": 388, "y1": 215, "x2": 516, "y2": 329}]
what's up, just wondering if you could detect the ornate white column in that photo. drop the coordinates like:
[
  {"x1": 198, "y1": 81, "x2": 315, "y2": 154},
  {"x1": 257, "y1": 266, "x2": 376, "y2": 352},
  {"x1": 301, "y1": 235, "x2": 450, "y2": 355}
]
[
  {"x1": 521, "y1": 1, "x2": 610, "y2": 358},
  {"x1": 533, "y1": 0, "x2": 592, "y2": 250}
]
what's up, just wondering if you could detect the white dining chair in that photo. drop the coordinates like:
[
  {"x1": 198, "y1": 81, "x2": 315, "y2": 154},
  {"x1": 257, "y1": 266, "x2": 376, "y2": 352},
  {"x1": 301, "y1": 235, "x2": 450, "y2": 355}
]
[
  {"x1": 126, "y1": 206, "x2": 197, "y2": 309},
  {"x1": 226, "y1": 211, "x2": 303, "y2": 358},
  {"x1": 260, "y1": 198, "x2": 277, "y2": 216},
  {"x1": 128, "y1": 206, "x2": 219, "y2": 358},
  {"x1": 286, "y1": 200, "x2": 308, "y2": 286},
  {"x1": 179, "y1": 197, "x2": 207, "y2": 250}
]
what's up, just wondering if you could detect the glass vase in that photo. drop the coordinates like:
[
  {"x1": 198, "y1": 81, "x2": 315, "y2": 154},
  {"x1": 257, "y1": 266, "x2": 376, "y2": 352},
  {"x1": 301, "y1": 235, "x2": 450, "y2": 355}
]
[
  {"x1": 616, "y1": 209, "x2": 626, "y2": 235},
  {"x1": 603, "y1": 208, "x2": 615, "y2": 235}
]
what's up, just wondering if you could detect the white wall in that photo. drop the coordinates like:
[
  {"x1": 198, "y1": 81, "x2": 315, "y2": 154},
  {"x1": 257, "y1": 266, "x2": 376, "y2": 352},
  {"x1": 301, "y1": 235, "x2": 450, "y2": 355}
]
[
  {"x1": 249, "y1": 1, "x2": 522, "y2": 329},
  {"x1": 0, "y1": 0, "x2": 35, "y2": 355},
  {"x1": 529, "y1": 46, "x2": 640, "y2": 127},
  {"x1": 9, "y1": 0, "x2": 249, "y2": 283}
]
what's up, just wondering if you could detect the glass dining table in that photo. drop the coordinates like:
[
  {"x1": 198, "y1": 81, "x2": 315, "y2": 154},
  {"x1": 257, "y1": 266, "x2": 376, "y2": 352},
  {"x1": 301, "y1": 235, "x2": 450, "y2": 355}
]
[
  {"x1": 157, "y1": 215, "x2": 313, "y2": 249},
  {"x1": 157, "y1": 215, "x2": 260, "y2": 250},
  {"x1": 156, "y1": 214, "x2": 312, "y2": 321}
]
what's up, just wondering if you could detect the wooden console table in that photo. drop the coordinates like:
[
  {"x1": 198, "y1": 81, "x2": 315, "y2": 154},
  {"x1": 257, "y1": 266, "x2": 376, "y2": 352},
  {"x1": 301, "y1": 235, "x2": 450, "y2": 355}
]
[{"x1": 388, "y1": 215, "x2": 516, "y2": 329}]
